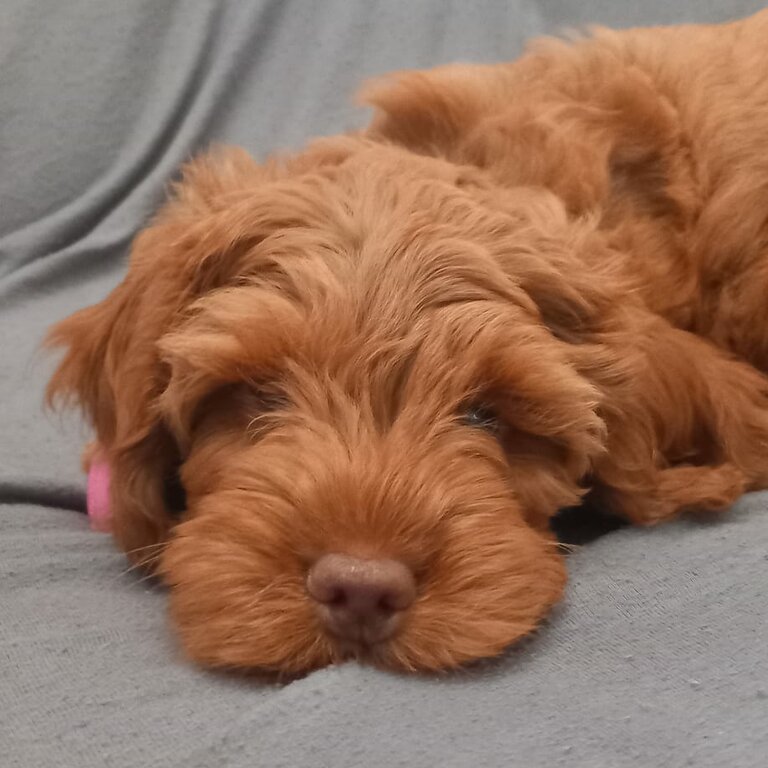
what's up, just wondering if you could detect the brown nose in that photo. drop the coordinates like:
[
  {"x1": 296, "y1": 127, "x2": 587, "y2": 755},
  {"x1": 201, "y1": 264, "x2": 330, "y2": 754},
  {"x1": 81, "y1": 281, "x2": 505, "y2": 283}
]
[{"x1": 307, "y1": 554, "x2": 416, "y2": 645}]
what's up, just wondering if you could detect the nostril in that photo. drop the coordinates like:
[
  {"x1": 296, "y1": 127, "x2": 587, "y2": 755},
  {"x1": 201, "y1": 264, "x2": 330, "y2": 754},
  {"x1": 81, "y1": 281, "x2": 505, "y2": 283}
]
[
  {"x1": 377, "y1": 592, "x2": 398, "y2": 614},
  {"x1": 327, "y1": 588, "x2": 347, "y2": 608}
]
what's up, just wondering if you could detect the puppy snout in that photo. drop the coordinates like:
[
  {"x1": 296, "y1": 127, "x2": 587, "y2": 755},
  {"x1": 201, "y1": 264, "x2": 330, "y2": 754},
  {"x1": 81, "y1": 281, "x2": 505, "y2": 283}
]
[{"x1": 307, "y1": 554, "x2": 416, "y2": 645}]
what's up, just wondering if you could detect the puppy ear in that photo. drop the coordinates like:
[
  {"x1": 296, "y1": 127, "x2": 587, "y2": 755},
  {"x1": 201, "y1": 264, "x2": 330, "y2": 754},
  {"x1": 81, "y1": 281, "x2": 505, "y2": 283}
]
[
  {"x1": 46, "y1": 256, "x2": 183, "y2": 563},
  {"x1": 46, "y1": 147, "x2": 275, "y2": 563}
]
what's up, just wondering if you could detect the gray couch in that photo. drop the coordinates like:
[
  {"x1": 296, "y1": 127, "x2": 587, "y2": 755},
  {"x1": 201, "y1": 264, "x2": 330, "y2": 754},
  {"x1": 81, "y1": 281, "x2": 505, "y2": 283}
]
[{"x1": 3, "y1": 2, "x2": 767, "y2": 766}]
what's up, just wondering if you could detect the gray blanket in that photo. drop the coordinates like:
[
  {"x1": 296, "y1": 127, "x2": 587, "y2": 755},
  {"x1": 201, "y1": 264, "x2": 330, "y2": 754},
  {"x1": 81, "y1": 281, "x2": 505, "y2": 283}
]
[{"x1": 2, "y1": 2, "x2": 767, "y2": 766}]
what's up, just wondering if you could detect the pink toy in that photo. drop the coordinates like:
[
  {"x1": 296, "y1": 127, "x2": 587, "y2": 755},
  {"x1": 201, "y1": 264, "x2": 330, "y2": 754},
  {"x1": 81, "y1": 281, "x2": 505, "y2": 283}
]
[{"x1": 86, "y1": 454, "x2": 112, "y2": 532}]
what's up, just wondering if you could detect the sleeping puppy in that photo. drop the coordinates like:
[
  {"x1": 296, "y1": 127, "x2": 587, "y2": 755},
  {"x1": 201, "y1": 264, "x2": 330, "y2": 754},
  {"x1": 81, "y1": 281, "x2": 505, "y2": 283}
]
[{"x1": 47, "y1": 10, "x2": 768, "y2": 674}]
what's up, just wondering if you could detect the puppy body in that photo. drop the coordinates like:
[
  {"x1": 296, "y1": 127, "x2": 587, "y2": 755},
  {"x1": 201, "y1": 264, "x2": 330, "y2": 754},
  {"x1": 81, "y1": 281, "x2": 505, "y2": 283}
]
[{"x1": 48, "y1": 10, "x2": 768, "y2": 673}]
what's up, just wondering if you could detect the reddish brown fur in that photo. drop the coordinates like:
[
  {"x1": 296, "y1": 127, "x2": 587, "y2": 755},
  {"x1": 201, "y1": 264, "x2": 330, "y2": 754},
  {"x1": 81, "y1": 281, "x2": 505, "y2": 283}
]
[{"x1": 47, "y1": 10, "x2": 768, "y2": 673}]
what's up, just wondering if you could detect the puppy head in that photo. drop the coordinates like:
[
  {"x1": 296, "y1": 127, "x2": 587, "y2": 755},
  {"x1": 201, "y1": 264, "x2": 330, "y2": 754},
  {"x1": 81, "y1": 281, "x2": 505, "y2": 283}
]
[{"x1": 48, "y1": 139, "x2": 610, "y2": 673}]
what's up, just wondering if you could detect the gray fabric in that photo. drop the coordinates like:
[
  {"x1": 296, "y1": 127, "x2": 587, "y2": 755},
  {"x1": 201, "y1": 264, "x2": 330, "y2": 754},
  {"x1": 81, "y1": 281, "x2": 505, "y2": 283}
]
[{"x1": 2, "y1": 2, "x2": 767, "y2": 766}]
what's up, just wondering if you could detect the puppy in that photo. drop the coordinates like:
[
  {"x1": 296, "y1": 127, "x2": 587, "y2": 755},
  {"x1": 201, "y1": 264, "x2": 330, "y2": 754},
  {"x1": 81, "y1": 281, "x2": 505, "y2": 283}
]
[{"x1": 48, "y1": 10, "x2": 768, "y2": 674}]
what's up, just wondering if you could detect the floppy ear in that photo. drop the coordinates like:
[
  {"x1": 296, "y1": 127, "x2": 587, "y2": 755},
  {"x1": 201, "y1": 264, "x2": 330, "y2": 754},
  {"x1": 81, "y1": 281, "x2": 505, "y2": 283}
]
[
  {"x1": 482, "y1": 199, "x2": 768, "y2": 524},
  {"x1": 47, "y1": 269, "x2": 180, "y2": 562},
  {"x1": 45, "y1": 147, "x2": 289, "y2": 563},
  {"x1": 479, "y1": 207, "x2": 768, "y2": 524}
]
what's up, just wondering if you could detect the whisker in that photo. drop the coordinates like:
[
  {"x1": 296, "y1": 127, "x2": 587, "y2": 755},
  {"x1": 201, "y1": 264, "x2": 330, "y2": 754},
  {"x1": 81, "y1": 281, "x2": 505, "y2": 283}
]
[
  {"x1": 123, "y1": 542, "x2": 167, "y2": 558},
  {"x1": 238, "y1": 576, "x2": 301, "y2": 613},
  {"x1": 112, "y1": 550, "x2": 165, "y2": 582},
  {"x1": 131, "y1": 569, "x2": 163, "y2": 587}
]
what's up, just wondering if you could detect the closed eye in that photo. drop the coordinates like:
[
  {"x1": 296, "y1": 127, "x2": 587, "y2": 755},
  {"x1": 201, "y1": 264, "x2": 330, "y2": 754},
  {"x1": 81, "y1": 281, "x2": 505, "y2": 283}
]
[
  {"x1": 250, "y1": 386, "x2": 289, "y2": 414},
  {"x1": 243, "y1": 382, "x2": 290, "y2": 438},
  {"x1": 460, "y1": 404, "x2": 502, "y2": 434},
  {"x1": 459, "y1": 400, "x2": 568, "y2": 463},
  {"x1": 189, "y1": 381, "x2": 288, "y2": 440}
]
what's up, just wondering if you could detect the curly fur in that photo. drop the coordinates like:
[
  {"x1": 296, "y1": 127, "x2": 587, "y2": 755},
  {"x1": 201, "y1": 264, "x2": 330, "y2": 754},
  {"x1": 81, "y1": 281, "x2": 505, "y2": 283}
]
[{"x1": 47, "y1": 10, "x2": 768, "y2": 673}]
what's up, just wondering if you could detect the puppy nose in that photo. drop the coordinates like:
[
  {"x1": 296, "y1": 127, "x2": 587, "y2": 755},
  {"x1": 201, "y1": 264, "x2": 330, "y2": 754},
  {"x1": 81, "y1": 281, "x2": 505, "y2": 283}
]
[{"x1": 307, "y1": 554, "x2": 416, "y2": 644}]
